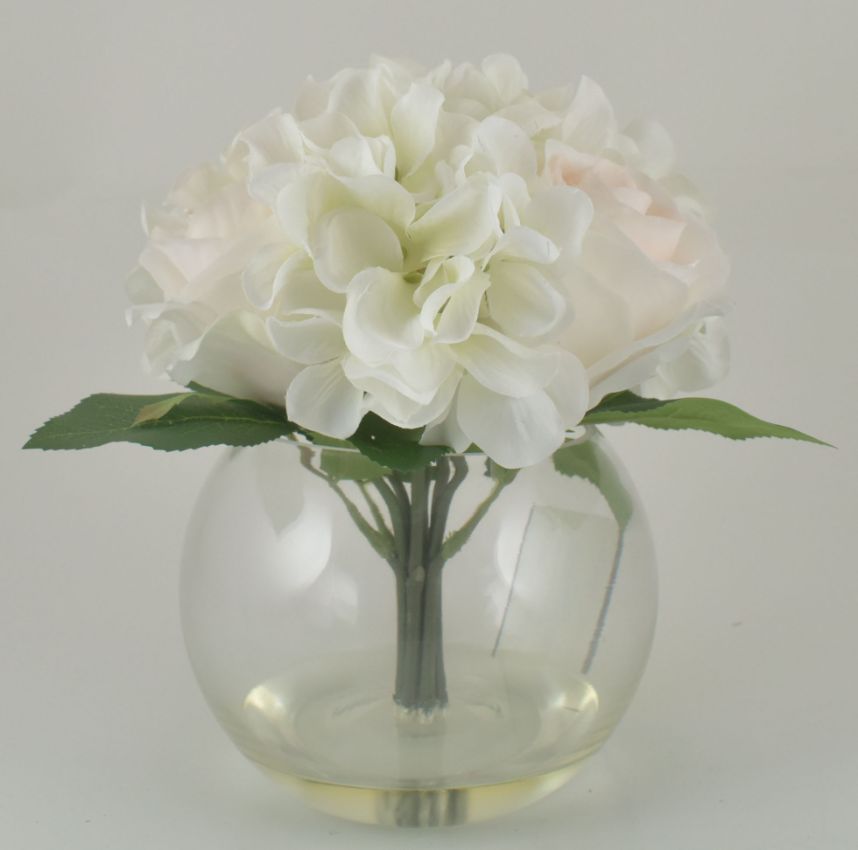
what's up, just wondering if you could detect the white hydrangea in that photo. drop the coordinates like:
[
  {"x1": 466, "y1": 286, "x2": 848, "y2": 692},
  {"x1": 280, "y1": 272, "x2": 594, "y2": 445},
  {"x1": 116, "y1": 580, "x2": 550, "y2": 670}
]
[{"x1": 127, "y1": 55, "x2": 729, "y2": 468}]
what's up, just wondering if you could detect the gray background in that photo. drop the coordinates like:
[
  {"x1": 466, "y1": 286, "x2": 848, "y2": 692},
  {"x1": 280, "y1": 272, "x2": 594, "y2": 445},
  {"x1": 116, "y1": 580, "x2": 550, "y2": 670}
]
[{"x1": 2, "y1": 1, "x2": 856, "y2": 847}]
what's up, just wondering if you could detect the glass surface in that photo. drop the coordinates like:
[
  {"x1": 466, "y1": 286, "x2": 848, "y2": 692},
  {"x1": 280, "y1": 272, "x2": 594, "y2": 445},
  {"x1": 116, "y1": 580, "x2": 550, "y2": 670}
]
[{"x1": 180, "y1": 428, "x2": 657, "y2": 826}]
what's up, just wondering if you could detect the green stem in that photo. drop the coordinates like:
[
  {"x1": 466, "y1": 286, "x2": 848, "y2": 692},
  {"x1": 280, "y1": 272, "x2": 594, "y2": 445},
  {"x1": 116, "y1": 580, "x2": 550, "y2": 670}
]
[{"x1": 302, "y1": 450, "x2": 511, "y2": 715}]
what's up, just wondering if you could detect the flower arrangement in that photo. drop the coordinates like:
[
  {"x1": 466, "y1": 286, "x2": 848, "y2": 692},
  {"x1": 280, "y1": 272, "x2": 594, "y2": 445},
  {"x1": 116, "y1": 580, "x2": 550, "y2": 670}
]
[
  {"x1": 22, "y1": 56, "x2": 829, "y2": 826},
  {"x1": 25, "y1": 55, "x2": 821, "y2": 465}
]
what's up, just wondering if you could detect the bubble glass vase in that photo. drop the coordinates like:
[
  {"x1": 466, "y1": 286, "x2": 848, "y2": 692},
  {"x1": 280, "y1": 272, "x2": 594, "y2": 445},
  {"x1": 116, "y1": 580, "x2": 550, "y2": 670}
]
[{"x1": 180, "y1": 428, "x2": 656, "y2": 827}]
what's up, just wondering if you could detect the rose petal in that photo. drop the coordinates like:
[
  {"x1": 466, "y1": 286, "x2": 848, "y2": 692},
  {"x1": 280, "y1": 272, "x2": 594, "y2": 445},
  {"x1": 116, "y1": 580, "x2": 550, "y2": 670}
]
[
  {"x1": 588, "y1": 299, "x2": 729, "y2": 405},
  {"x1": 639, "y1": 316, "x2": 730, "y2": 398},
  {"x1": 267, "y1": 315, "x2": 345, "y2": 364},
  {"x1": 168, "y1": 311, "x2": 300, "y2": 406},
  {"x1": 582, "y1": 227, "x2": 689, "y2": 338}
]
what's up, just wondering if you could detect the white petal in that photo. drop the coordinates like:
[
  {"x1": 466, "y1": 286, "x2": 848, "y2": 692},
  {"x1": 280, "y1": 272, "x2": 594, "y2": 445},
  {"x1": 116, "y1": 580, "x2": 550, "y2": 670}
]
[
  {"x1": 523, "y1": 186, "x2": 594, "y2": 256},
  {"x1": 242, "y1": 243, "x2": 295, "y2": 310},
  {"x1": 588, "y1": 300, "x2": 729, "y2": 405},
  {"x1": 545, "y1": 350, "x2": 589, "y2": 427},
  {"x1": 493, "y1": 225, "x2": 559, "y2": 265},
  {"x1": 413, "y1": 255, "x2": 475, "y2": 307},
  {"x1": 344, "y1": 344, "x2": 455, "y2": 404},
  {"x1": 391, "y1": 82, "x2": 445, "y2": 176},
  {"x1": 452, "y1": 325, "x2": 557, "y2": 397},
  {"x1": 581, "y1": 227, "x2": 688, "y2": 338},
  {"x1": 327, "y1": 135, "x2": 395, "y2": 178},
  {"x1": 311, "y1": 207, "x2": 403, "y2": 292},
  {"x1": 496, "y1": 99, "x2": 562, "y2": 136},
  {"x1": 481, "y1": 54, "x2": 528, "y2": 104},
  {"x1": 235, "y1": 110, "x2": 304, "y2": 174},
  {"x1": 168, "y1": 311, "x2": 300, "y2": 405},
  {"x1": 286, "y1": 360, "x2": 364, "y2": 438},
  {"x1": 249, "y1": 161, "x2": 308, "y2": 208},
  {"x1": 639, "y1": 316, "x2": 730, "y2": 397},
  {"x1": 475, "y1": 116, "x2": 537, "y2": 177},
  {"x1": 487, "y1": 261, "x2": 567, "y2": 338},
  {"x1": 407, "y1": 176, "x2": 502, "y2": 263},
  {"x1": 126, "y1": 265, "x2": 163, "y2": 315},
  {"x1": 613, "y1": 208, "x2": 686, "y2": 263},
  {"x1": 435, "y1": 272, "x2": 491, "y2": 344},
  {"x1": 325, "y1": 67, "x2": 391, "y2": 137},
  {"x1": 276, "y1": 259, "x2": 345, "y2": 319},
  {"x1": 420, "y1": 408, "x2": 472, "y2": 453},
  {"x1": 623, "y1": 118, "x2": 676, "y2": 180},
  {"x1": 419, "y1": 267, "x2": 489, "y2": 343},
  {"x1": 275, "y1": 170, "x2": 344, "y2": 248},
  {"x1": 562, "y1": 76, "x2": 617, "y2": 153},
  {"x1": 342, "y1": 268, "x2": 423, "y2": 365},
  {"x1": 456, "y1": 377, "x2": 565, "y2": 468},
  {"x1": 345, "y1": 356, "x2": 460, "y2": 428},
  {"x1": 558, "y1": 271, "x2": 634, "y2": 367},
  {"x1": 267, "y1": 315, "x2": 345, "y2": 364},
  {"x1": 340, "y1": 174, "x2": 416, "y2": 233}
]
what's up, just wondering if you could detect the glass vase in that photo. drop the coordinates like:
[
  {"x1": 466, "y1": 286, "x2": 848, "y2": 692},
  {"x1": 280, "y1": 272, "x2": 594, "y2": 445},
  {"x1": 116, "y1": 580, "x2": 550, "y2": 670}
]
[{"x1": 180, "y1": 428, "x2": 656, "y2": 827}]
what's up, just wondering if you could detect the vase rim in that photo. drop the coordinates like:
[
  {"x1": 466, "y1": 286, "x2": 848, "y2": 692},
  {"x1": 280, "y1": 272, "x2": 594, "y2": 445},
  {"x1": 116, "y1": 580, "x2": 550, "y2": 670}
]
[{"x1": 278, "y1": 426, "x2": 595, "y2": 460}]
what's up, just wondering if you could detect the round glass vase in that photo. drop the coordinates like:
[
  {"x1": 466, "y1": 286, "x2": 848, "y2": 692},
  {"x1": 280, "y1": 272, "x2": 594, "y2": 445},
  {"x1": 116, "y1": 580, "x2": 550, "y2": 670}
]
[{"x1": 180, "y1": 428, "x2": 656, "y2": 827}]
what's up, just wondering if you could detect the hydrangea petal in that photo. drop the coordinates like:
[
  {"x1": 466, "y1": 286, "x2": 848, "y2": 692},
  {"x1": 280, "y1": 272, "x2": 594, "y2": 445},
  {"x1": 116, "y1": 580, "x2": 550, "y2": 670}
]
[
  {"x1": 407, "y1": 176, "x2": 502, "y2": 263},
  {"x1": 475, "y1": 116, "x2": 537, "y2": 177},
  {"x1": 452, "y1": 325, "x2": 557, "y2": 397},
  {"x1": 435, "y1": 272, "x2": 491, "y2": 343},
  {"x1": 286, "y1": 360, "x2": 364, "y2": 438},
  {"x1": 455, "y1": 377, "x2": 565, "y2": 468},
  {"x1": 523, "y1": 185, "x2": 594, "y2": 255},
  {"x1": 242, "y1": 243, "x2": 296, "y2": 309},
  {"x1": 342, "y1": 268, "x2": 423, "y2": 365},
  {"x1": 562, "y1": 76, "x2": 617, "y2": 153},
  {"x1": 487, "y1": 261, "x2": 568, "y2": 338},
  {"x1": 391, "y1": 82, "x2": 445, "y2": 177},
  {"x1": 545, "y1": 350, "x2": 590, "y2": 427},
  {"x1": 267, "y1": 315, "x2": 345, "y2": 364},
  {"x1": 311, "y1": 207, "x2": 403, "y2": 292},
  {"x1": 481, "y1": 54, "x2": 528, "y2": 105}
]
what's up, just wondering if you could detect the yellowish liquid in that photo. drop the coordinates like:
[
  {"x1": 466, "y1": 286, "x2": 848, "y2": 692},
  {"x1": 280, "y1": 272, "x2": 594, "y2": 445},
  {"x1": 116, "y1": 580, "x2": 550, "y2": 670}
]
[{"x1": 224, "y1": 647, "x2": 604, "y2": 826}]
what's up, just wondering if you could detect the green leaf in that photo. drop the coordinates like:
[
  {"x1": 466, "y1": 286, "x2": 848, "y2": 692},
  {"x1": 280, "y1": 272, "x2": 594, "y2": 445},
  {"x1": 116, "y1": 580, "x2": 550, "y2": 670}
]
[
  {"x1": 24, "y1": 391, "x2": 296, "y2": 451},
  {"x1": 553, "y1": 439, "x2": 634, "y2": 528},
  {"x1": 319, "y1": 449, "x2": 391, "y2": 481},
  {"x1": 348, "y1": 413, "x2": 449, "y2": 471},
  {"x1": 583, "y1": 392, "x2": 831, "y2": 446}
]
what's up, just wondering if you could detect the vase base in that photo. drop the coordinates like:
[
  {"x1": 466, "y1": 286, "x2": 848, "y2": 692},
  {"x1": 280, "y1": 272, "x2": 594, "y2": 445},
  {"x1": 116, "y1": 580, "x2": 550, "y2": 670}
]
[
  {"x1": 225, "y1": 646, "x2": 603, "y2": 825},
  {"x1": 261, "y1": 759, "x2": 587, "y2": 827}
]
